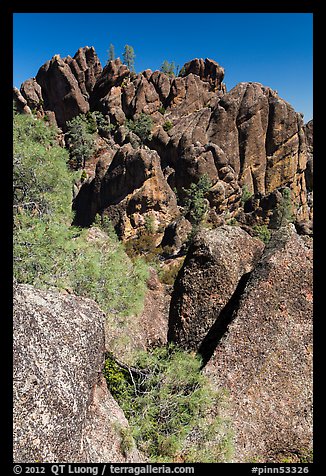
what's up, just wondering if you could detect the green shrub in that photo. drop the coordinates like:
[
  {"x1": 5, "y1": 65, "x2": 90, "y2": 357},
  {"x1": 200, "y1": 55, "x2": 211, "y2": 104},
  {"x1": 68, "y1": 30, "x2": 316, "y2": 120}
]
[
  {"x1": 277, "y1": 187, "x2": 294, "y2": 227},
  {"x1": 253, "y1": 224, "x2": 271, "y2": 244},
  {"x1": 13, "y1": 113, "x2": 148, "y2": 318},
  {"x1": 126, "y1": 113, "x2": 153, "y2": 142},
  {"x1": 124, "y1": 232, "x2": 162, "y2": 265},
  {"x1": 65, "y1": 114, "x2": 96, "y2": 169},
  {"x1": 144, "y1": 214, "x2": 156, "y2": 234},
  {"x1": 160, "y1": 60, "x2": 176, "y2": 77},
  {"x1": 182, "y1": 174, "x2": 212, "y2": 225},
  {"x1": 241, "y1": 184, "x2": 252, "y2": 207},
  {"x1": 13, "y1": 113, "x2": 74, "y2": 219},
  {"x1": 163, "y1": 120, "x2": 173, "y2": 132},
  {"x1": 104, "y1": 345, "x2": 233, "y2": 462}
]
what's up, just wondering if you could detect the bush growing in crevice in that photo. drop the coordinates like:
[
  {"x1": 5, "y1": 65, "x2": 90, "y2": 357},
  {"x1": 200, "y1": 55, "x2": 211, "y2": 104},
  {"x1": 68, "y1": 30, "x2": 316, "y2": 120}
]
[
  {"x1": 104, "y1": 346, "x2": 234, "y2": 462},
  {"x1": 125, "y1": 113, "x2": 153, "y2": 143}
]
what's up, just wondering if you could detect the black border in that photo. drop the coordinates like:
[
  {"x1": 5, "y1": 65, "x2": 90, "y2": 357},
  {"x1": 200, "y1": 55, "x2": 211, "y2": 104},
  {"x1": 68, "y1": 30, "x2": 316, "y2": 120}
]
[{"x1": 3, "y1": 1, "x2": 320, "y2": 473}]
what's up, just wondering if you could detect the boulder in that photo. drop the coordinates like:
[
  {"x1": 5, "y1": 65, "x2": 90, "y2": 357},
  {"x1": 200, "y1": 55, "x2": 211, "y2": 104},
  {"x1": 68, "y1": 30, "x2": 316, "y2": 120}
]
[
  {"x1": 20, "y1": 78, "x2": 43, "y2": 111},
  {"x1": 13, "y1": 87, "x2": 32, "y2": 114},
  {"x1": 204, "y1": 225, "x2": 313, "y2": 462},
  {"x1": 179, "y1": 57, "x2": 225, "y2": 91},
  {"x1": 66, "y1": 46, "x2": 102, "y2": 98},
  {"x1": 168, "y1": 225, "x2": 264, "y2": 351},
  {"x1": 13, "y1": 282, "x2": 143, "y2": 463},
  {"x1": 89, "y1": 58, "x2": 130, "y2": 114},
  {"x1": 36, "y1": 54, "x2": 89, "y2": 129}
]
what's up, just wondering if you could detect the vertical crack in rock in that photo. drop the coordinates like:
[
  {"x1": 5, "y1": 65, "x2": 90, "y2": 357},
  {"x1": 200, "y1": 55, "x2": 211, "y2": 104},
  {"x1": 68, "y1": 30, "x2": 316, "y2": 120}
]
[{"x1": 198, "y1": 271, "x2": 252, "y2": 367}]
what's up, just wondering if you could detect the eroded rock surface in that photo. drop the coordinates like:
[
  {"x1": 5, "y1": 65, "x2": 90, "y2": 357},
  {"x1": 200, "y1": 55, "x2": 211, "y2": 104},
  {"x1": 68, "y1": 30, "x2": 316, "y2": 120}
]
[
  {"x1": 16, "y1": 47, "x2": 311, "y2": 235},
  {"x1": 13, "y1": 282, "x2": 143, "y2": 463},
  {"x1": 168, "y1": 225, "x2": 264, "y2": 351},
  {"x1": 204, "y1": 225, "x2": 313, "y2": 462}
]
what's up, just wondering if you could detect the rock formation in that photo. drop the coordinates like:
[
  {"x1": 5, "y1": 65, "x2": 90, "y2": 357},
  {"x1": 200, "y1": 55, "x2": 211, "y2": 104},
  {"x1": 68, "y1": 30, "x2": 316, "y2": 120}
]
[
  {"x1": 14, "y1": 45, "x2": 313, "y2": 463},
  {"x1": 168, "y1": 225, "x2": 264, "y2": 351},
  {"x1": 203, "y1": 225, "x2": 313, "y2": 462},
  {"x1": 13, "y1": 282, "x2": 143, "y2": 463},
  {"x1": 16, "y1": 46, "x2": 312, "y2": 239}
]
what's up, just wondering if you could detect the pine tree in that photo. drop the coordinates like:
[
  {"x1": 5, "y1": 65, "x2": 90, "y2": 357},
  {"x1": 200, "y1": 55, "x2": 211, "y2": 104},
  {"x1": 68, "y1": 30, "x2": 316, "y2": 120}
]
[
  {"x1": 160, "y1": 60, "x2": 176, "y2": 77},
  {"x1": 65, "y1": 115, "x2": 96, "y2": 169},
  {"x1": 123, "y1": 45, "x2": 135, "y2": 72},
  {"x1": 108, "y1": 43, "x2": 115, "y2": 62}
]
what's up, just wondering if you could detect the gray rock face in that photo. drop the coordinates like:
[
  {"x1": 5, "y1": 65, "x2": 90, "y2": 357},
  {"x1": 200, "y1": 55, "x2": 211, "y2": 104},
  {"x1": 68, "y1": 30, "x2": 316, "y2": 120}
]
[
  {"x1": 204, "y1": 225, "x2": 313, "y2": 462},
  {"x1": 168, "y1": 225, "x2": 264, "y2": 351},
  {"x1": 13, "y1": 283, "x2": 143, "y2": 463}
]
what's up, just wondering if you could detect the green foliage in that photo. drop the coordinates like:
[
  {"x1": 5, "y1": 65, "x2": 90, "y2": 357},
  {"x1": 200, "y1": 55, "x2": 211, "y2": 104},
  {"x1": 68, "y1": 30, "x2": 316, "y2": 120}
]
[
  {"x1": 182, "y1": 174, "x2": 212, "y2": 225},
  {"x1": 253, "y1": 224, "x2": 271, "y2": 244},
  {"x1": 103, "y1": 356, "x2": 132, "y2": 401},
  {"x1": 278, "y1": 187, "x2": 294, "y2": 226},
  {"x1": 178, "y1": 66, "x2": 186, "y2": 77},
  {"x1": 144, "y1": 214, "x2": 156, "y2": 234},
  {"x1": 160, "y1": 60, "x2": 176, "y2": 77},
  {"x1": 124, "y1": 232, "x2": 162, "y2": 265},
  {"x1": 92, "y1": 111, "x2": 115, "y2": 136},
  {"x1": 13, "y1": 113, "x2": 73, "y2": 219},
  {"x1": 241, "y1": 184, "x2": 252, "y2": 207},
  {"x1": 125, "y1": 113, "x2": 153, "y2": 143},
  {"x1": 104, "y1": 345, "x2": 233, "y2": 462},
  {"x1": 65, "y1": 114, "x2": 96, "y2": 169},
  {"x1": 108, "y1": 43, "x2": 115, "y2": 62},
  {"x1": 158, "y1": 259, "x2": 185, "y2": 286},
  {"x1": 80, "y1": 169, "x2": 87, "y2": 182},
  {"x1": 13, "y1": 113, "x2": 148, "y2": 318},
  {"x1": 123, "y1": 44, "x2": 136, "y2": 72},
  {"x1": 163, "y1": 120, "x2": 173, "y2": 132},
  {"x1": 118, "y1": 425, "x2": 135, "y2": 457}
]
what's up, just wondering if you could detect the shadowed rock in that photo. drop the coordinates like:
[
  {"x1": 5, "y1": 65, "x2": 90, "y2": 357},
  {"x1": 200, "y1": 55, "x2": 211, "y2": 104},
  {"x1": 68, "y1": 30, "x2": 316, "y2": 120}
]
[{"x1": 168, "y1": 225, "x2": 264, "y2": 351}]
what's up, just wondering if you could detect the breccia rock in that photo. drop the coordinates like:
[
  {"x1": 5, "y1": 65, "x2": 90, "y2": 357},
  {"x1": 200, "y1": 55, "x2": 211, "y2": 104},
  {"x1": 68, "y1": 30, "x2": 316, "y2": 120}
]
[
  {"x1": 17, "y1": 45, "x2": 312, "y2": 236},
  {"x1": 13, "y1": 282, "x2": 143, "y2": 463},
  {"x1": 13, "y1": 87, "x2": 32, "y2": 115},
  {"x1": 20, "y1": 78, "x2": 43, "y2": 111},
  {"x1": 204, "y1": 225, "x2": 313, "y2": 462},
  {"x1": 35, "y1": 54, "x2": 90, "y2": 129},
  {"x1": 168, "y1": 225, "x2": 264, "y2": 351},
  {"x1": 73, "y1": 143, "x2": 179, "y2": 239}
]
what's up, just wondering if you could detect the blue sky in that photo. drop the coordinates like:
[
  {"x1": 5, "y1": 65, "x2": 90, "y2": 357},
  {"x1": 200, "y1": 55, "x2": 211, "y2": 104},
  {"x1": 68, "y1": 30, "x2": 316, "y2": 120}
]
[{"x1": 13, "y1": 13, "x2": 313, "y2": 121}]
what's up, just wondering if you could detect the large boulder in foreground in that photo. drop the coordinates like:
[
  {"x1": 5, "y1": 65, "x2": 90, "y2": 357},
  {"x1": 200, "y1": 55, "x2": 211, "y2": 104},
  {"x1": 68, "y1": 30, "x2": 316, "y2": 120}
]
[
  {"x1": 168, "y1": 225, "x2": 264, "y2": 351},
  {"x1": 13, "y1": 282, "x2": 143, "y2": 463},
  {"x1": 204, "y1": 225, "x2": 313, "y2": 462}
]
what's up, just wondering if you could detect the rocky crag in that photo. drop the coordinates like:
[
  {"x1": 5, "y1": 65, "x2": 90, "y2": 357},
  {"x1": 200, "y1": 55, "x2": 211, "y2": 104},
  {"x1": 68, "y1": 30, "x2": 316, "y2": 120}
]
[
  {"x1": 13, "y1": 46, "x2": 313, "y2": 463},
  {"x1": 14, "y1": 46, "x2": 313, "y2": 243}
]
